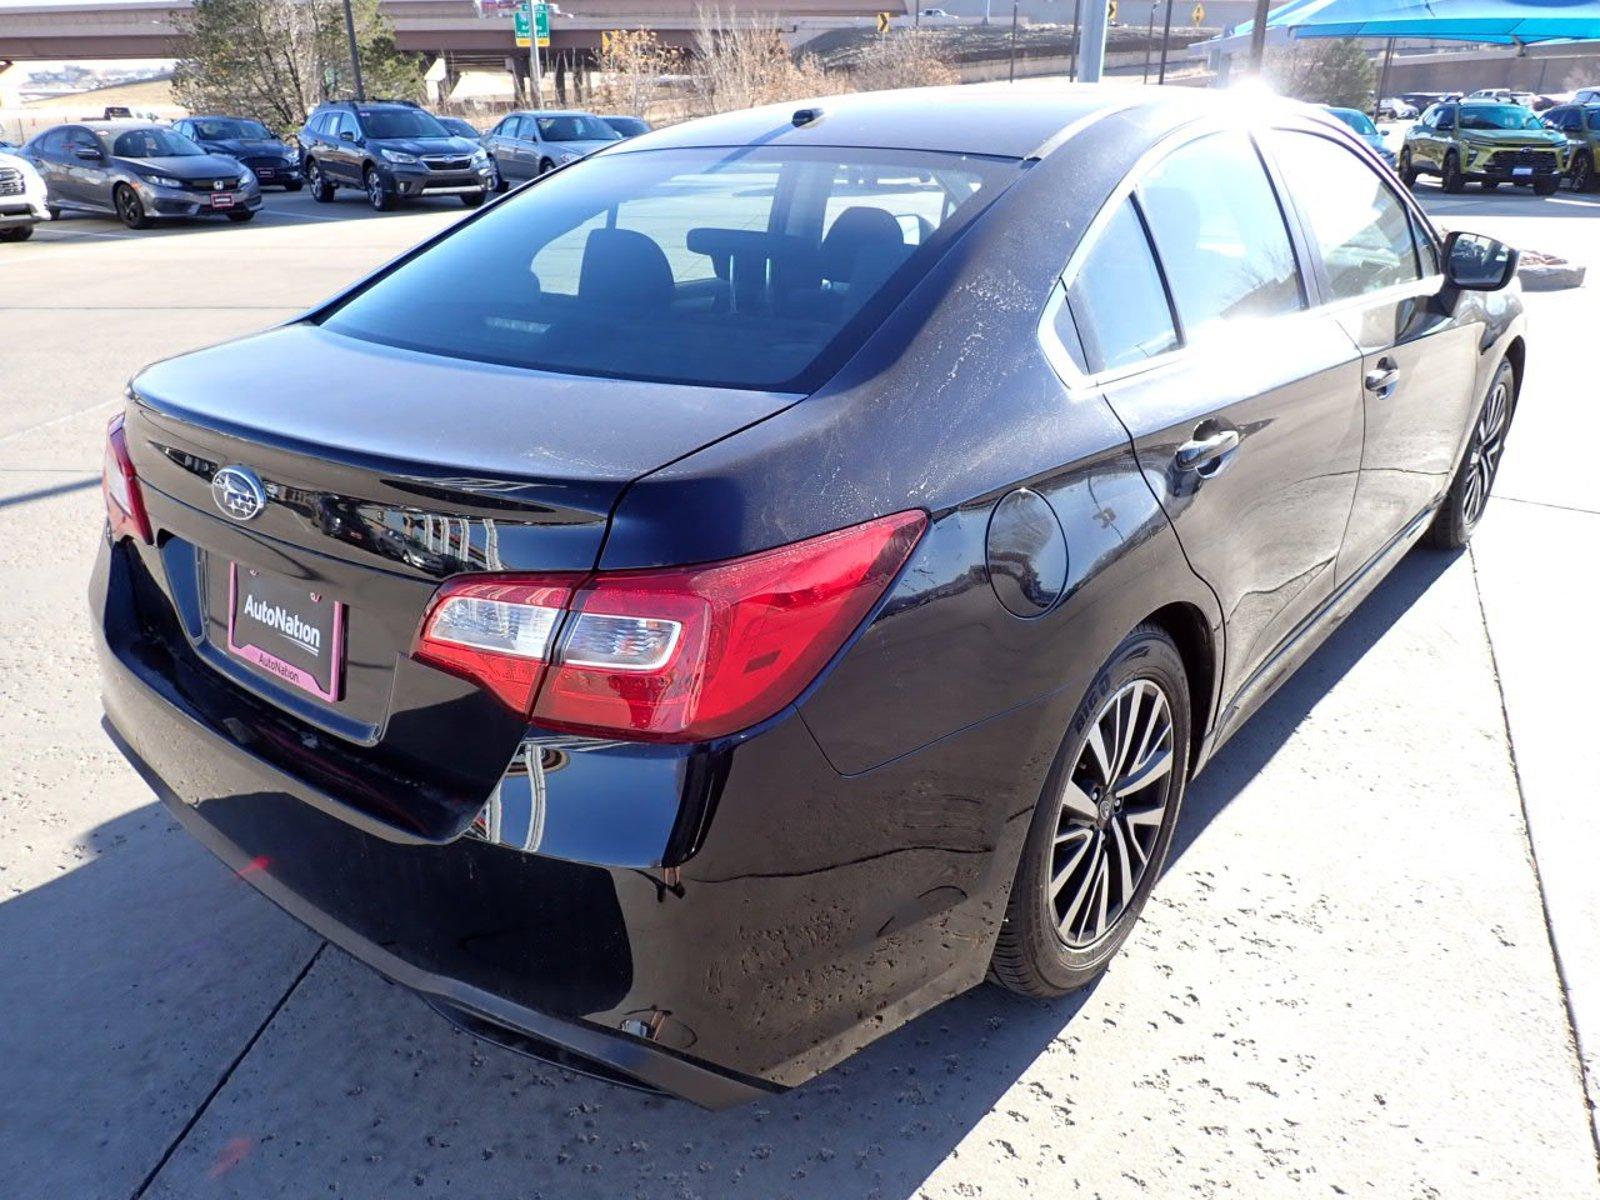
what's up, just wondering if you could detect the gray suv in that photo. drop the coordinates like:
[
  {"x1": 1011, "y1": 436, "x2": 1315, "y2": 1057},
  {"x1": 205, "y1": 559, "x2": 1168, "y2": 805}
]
[
  {"x1": 482, "y1": 110, "x2": 621, "y2": 189},
  {"x1": 21, "y1": 122, "x2": 262, "y2": 229},
  {"x1": 299, "y1": 101, "x2": 493, "y2": 211}
]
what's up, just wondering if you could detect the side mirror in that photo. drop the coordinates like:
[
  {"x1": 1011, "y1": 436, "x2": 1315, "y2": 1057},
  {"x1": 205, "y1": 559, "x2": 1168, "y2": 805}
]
[
  {"x1": 72, "y1": 145, "x2": 103, "y2": 161},
  {"x1": 1443, "y1": 231, "x2": 1519, "y2": 291},
  {"x1": 339, "y1": 130, "x2": 356, "y2": 143}
]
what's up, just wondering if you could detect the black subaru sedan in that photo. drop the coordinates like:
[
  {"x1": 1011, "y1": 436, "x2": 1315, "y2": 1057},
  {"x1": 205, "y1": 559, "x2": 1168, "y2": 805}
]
[{"x1": 93, "y1": 86, "x2": 1524, "y2": 1107}]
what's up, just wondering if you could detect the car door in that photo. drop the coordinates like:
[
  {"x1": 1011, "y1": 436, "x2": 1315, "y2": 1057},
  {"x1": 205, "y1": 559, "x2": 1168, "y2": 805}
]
[
  {"x1": 1264, "y1": 128, "x2": 1482, "y2": 580},
  {"x1": 491, "y1": 116, "x2": 523, "y2": 181},
  {"x1": 1068, "y1": 129, "x2": 1366, "y2": 725},
  {"x1": 61, "y1": 126, "x2": 112, "y2": 210},
  {"x1": 514, "y1": 116, "x2": 544, "y2": 177},
  {"x1": 24, "y1": 128, "x2": 68, "y2": 200},
  {"x1": 328, "y1": 112, "x2": 360, "y2": 182}
]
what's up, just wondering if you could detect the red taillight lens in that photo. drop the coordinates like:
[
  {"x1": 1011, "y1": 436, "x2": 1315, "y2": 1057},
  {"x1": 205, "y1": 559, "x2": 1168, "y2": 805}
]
[
  {"x1": 414, "y1": 576, "x2": 577, "y2": 714},
  {"x1": 534, "y1": 510, "x2": 927, "y2": 741},
  {"x1": 410, "y1": 511, "x2": 927, "y2": 742},
  {"x1": 102, "y1": 412, "x2": 152, "y2": 544}
]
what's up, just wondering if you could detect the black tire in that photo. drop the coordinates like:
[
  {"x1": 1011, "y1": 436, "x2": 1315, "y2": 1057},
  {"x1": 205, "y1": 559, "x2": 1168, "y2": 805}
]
[
  {"x1": 307, "y1": 159, "x2": 335, "y2": 203},
  {"x1": 365, "y1": 166, "x2": 397, "y2": 212},
  {"x1": 460, "y1": 190, "x2": 486, "y2": 208},
  {"x1": 990, "y1": 623, "x2": 1191, "y2": 998},
  {"x1": 1572, "y1": 152, "x2": 1595, "y2": 192},
  {"x1": 284, "y1": 180, "x2": 304, "y2": 193},
  {"x1": 538, "y1": 157, "x2": 554, "y2": 176},
  {"x1": 46, "y1": 205, "x2": 62, "y2": 221},
  {"x1": 227, "y1": 210, "x2": 256, "y2": 223},
  {"x1": 1441, "y1": 151, "x2": 1465, "y2": 193},
  {"x1": 0, "y1": 224, "x2": 34, "y2": 242},
  {"x1": 1397, "y1": 148, "x2": 1418, "y2": 188},
  {"x1": 1533, "y1": 175, "x2": 1559, "y2": 196},
  {"x1": 1424, "y1": 358, "x2": 1515, "y2": 551},
  {"x1": 113, "y1": 183, "x2": 150, "y2": 229}
]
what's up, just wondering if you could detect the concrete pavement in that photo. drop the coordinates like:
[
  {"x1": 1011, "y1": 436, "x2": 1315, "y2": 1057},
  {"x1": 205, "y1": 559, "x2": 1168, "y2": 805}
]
[{"x1": 1, "y1": 181, "x2": 1597, "y2": 1199}]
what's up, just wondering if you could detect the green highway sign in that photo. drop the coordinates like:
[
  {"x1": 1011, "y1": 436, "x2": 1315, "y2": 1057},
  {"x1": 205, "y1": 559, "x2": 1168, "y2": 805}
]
[{"x1": 515, "y1": 1, "x2": 550, "y2": 47}]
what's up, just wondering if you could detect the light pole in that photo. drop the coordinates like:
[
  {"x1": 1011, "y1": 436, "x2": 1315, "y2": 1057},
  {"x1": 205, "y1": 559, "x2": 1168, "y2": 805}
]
[
  {"x1": 528, "y1": 4, "x2": 543, "y2": 109},
  {"x1": 1070, "y1": 0, "x2": 1081, "y2": 79},
  {"x1": 1157, "y1": 0, "x2": 1174, "y2": 83},
  {"x1": 1247, "y1": 0, "x2": 1270, "y2": 72},
  {"x1": 1079, "y1": 0, "x2": 1108, "y2": 80},
  {"x1": 1143, "y1": 1, "x2": 1156, "y2": 82},
  {"x1": 1009, "y1": 0, "x2": 1020, "y2": 81},
  {"x1": 340, "y1": 0, "x2": 365, "y2": 101}
]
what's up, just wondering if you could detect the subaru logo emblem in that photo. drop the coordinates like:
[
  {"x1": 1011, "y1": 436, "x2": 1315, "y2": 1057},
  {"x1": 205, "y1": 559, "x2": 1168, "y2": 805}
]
[{"x1": 211, "y1": 465, "x2": 267, "y2": 522}]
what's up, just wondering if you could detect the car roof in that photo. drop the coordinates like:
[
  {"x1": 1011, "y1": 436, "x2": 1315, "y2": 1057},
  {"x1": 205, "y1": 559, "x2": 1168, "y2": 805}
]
[
  {"x1": 512, "y1": 109, "x2": 594, "y2": 118},
  {"x1": 615, "y1": 83, "x2": 1230, "y2": 160}
]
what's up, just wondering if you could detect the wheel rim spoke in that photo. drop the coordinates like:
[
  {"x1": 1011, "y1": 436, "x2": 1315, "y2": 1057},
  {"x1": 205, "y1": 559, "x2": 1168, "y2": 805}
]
[{"x1": 1052, "y1": 675, "x2": 1178, "y2": 949}]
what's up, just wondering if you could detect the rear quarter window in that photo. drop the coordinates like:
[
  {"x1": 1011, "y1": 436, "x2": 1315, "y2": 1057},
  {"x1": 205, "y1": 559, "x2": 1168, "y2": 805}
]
[{"x1": 1065, "y1": 198, "x2": 1179, "y2": 373}]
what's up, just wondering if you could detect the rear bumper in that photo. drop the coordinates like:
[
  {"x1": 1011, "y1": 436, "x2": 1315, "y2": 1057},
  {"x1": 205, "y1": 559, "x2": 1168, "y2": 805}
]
[{"x1": 92, "y1": 532, "x2": 1042, "y2": 1105}]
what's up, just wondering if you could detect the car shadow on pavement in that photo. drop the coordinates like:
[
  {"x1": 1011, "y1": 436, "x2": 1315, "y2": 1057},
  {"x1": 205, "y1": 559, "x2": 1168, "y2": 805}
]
[{"x1": 0, "y1": 549, "x2": 1461, "y2": 1200}]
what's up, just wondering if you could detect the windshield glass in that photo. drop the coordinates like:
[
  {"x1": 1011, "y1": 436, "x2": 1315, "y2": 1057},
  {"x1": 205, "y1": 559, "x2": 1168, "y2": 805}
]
[
  {"x1": 441, "y1": 118, "x2": 479, "y2": 137},
  {"x1": 192, "y1": 118, "x2": 271, "y2": 140},
  {"x1": 1459, "y1": 105, "x2": 1543, "y2": 132},
  {"x1": 535, "y1": 114, "x2": 622, "y2": 143},
  {"x1": 110, "y1": 128, "x2": 204, "y2": 157},
  {"x1": 1589, "y1": 109, "x2": 1600, "y2": 130},
  {"x1": 359, "y1": 108, "x2": 448, "y2": 139},
  {"x1": 323, "y1": 146, "x2": 1016, "y2": 391},
  {"x1": 1329, "y1": 108, "x2": 1378, "y2": 136},
  {"x1": 604, "y1": 117, "x2": 649, "y2": 136}
]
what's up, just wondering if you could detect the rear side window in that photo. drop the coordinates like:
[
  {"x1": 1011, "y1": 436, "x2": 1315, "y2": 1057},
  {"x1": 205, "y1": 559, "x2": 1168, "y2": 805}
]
[
  {"x1": 1065, "y1": 199, "x2": 1179, "y2": 372},
  {"x1": 322, "y1": 146, "x2": 1016, "y2": 391},
  {"x1": 1266, "y1": 131, "x2": 1421, "y2": 301},
  {"x1": 1137, "y1": 131, "x2": 1303, "y2": 339}
]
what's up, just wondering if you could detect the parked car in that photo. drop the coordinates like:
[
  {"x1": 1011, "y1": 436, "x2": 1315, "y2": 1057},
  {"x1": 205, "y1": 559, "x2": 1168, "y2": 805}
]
[
  {"x1": 94, "y1": 88, "x2": 1524, "y2": 1108},
  {"x1": 298, "y1": 100, "x2": 493, "y2": 211},
  {"x1": 1543, "y1": 102, "x2": 1600, "y2": 190},
  {"x1": 1400, "y1": 100, "x2": 1568, "y2": 193},
  {"x1": 599, "y1": 114, "x2": 651, "y2": 139},
  {"x1": 170, "y1": 115, "x2": 303, "y2": 191},
  {"x1": 436, "y1": 116, "x2": 482, "y2": 140},
  {"x1": 0, "y1": 148, "x2": 51, "y2": 242},
  {"x1": 1325, "y1": 105, "x2": 1397, "y2": 165},
  {"x1": 20, "y1": 122, "x2": 261, "y2": 228},
  {"x1": 1377, "y1": 97, "x2": 1417, "y2": 120},
  {"x1": 481, "y1": 109, "x2": 620, "y2": 188},
  {"x1": 1573, "y1": 86, "x2": 1600, "y2": 104}
]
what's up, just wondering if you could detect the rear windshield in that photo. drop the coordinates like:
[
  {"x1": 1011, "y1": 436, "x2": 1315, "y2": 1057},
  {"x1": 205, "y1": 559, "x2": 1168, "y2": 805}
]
[
  {"x1": 322, "y1": 145, "x2": 1017, "y2": 391},
  {"x1": 1329, "y1": 108, "x2": 1378, "y2": 136},
  {"x1": 358, "y1": 108, "x2": 448, "y2": 139}
]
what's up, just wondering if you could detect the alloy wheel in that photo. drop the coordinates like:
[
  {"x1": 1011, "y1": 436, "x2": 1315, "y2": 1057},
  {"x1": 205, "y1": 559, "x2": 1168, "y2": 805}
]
[
  {"x1": 116, "y1": 186, "x2": 143, "y2": 228},
  {"x1": 1462, "y1": 376, "x2": 1510, "y2": 527},
  {"x1": 367, "y1": 171, "x2": 385, "y2": 209},
  {"x1": 1049, "y1": 678, "x2": 1176, "y2": 948},
  {"x1": 1573, "y1": 155, "x2": 1592, "y2": 191}
]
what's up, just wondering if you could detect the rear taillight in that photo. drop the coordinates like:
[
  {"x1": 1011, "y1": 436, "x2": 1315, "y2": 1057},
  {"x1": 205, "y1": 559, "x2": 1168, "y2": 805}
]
[
  {"x1": 102, "y1": 412, "x2": 152, "y2": 544},
  {"x1": 413, "y1": 510, "x2": 927, "y2": 742}
]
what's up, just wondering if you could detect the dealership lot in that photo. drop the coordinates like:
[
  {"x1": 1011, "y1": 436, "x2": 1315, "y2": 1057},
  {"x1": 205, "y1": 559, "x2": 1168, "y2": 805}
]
[{"x1": 2, "y1": 181, "x2": 1598, "y2": 1199}]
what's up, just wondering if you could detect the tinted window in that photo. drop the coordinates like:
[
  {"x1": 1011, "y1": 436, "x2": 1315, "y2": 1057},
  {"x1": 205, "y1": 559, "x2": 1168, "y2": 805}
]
[
  {"x1": 1137, "y1": 132, "x2": 1302, "y2": 339},
  {"x1": 192, "y1": 118, "x2": 272, "y2": 140},
  {"x1": 1459, "y1": 104, "x2": 1542, "y2": 131},
  {"x1": 534, "y1": 114, "x2": 620, "y2": 143},
  {"x1": 322, "y1": 146, "x2": 1015, "y2": 391},
  {"x1": 1589, "y1": 110, "x2": 1600, "y2": 131},
  {"x1": 110, "y1": 128, "x2": 204, "y2": 158},
  {"x1": 1267, "y1": 131, "x2": 1420, "y2": 300},
  {"x1": 358, "y1": 108, "x2": 447, "y2": 139},
  {"x1": 1066, "y1": 198, "x2": 1179, "y2": 372},
  {"x1": 1437, "y1": 106, "x2": 1458, "y2": 129}
]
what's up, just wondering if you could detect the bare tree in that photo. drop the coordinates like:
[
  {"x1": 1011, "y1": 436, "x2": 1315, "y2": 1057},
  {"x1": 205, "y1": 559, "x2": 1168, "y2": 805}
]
[
  {"x1": 847, "y1": 31, "x2": 959, "y2": 92},
  {"x1": 690, "y1": 7, "x2": 831, "y2": 116},
  {"x1": 593, "y1": 29, "x2": 679, "y2": 117},
  {"x1": 1264, "y1": 37, "x2": 1376, "y2": 109}
]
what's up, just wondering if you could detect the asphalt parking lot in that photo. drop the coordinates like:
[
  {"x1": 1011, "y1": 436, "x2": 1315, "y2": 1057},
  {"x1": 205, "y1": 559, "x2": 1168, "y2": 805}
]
[{"x1": 3, "y1": 175, "x2": 1598, "y2": 1199}]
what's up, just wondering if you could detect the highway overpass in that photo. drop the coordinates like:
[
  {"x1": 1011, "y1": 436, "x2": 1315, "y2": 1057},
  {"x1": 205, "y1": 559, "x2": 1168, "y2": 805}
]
[{"x1": 0, "y1": 0, "x2": 893, "y2": 62}]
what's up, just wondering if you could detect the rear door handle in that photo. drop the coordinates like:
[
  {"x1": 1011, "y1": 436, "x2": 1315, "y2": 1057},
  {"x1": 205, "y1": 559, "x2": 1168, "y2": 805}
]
[
  {"x1": 1174, "y1": 427, "x2": 1241, "y2": 473},
  {"x1": 1365, "y1": 358, "x2": 1400, "y2": 398}
]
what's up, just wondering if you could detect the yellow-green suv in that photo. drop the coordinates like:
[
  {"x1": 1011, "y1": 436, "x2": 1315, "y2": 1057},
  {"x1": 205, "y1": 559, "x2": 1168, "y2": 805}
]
[
  {"x1": 1399, "y1": 100, "x2": 1569, "y2": 195},
  {"x1": 1543, "y1": 102, "x2": 1600, "y2": 191}
]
